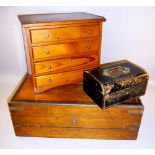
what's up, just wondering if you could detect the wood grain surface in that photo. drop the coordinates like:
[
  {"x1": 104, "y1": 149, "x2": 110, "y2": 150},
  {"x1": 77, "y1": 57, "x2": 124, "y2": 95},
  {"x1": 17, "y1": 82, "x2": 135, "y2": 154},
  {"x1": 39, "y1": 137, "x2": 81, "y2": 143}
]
[
  {"x1": 34, "y1": 54, "x2": 99, "y2": 75},
  {"x1": 8, "y1": 75, "x2": 144, "y2": 139},
  {"x1": 30, "y1": 24, "x2": 100, "y2": 44},
  {"x1": 20, "y1": 12, "x2": 104, "y2": 92},
  {"x1": 32, "y1": 40, "x2": 99, "y2": 61}
]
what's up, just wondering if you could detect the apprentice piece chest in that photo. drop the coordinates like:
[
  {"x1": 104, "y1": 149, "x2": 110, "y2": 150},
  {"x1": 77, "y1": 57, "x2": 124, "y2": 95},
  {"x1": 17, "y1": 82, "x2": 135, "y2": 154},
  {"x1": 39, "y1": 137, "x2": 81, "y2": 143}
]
[
  {"x1": 18, "y1": 12, "x2": 106, "y2": 93},
  {"x1": 8, "y1": 74, "x2": 144, "y2": 140}
]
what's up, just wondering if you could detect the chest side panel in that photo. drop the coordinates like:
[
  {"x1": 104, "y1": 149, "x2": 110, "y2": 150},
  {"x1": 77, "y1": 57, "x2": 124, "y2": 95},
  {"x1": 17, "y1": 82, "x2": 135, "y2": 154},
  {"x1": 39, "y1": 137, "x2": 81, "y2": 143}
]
[{"x1": 9, "y1": 102, "x2": 144, "y2": 139}]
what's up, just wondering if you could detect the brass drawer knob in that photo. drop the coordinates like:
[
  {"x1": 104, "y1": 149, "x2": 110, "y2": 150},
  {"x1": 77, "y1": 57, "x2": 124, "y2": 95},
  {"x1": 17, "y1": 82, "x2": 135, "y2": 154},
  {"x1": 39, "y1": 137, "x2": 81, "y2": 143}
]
[
  {"x1": 71, "y1": 117, "x2": 77, "y2": 123},
  {"x1": 48, "y1": 65, "x2": 52, "y2": 70},
  {"x1": 45, "y1": 34, "x2": 49, "y2": 38},
  {"x1": 48, "y1": 79, "x2": 53, "y2": 83},
  {"x1": 87, "y1": 30, "x2": 91, "y2": 34},
  {"x1": 45, "y1": 50, "x2": 49, "y2": 54},
  {"x1": 87, "y1": 45, "x2": 91, "y2": 49}
]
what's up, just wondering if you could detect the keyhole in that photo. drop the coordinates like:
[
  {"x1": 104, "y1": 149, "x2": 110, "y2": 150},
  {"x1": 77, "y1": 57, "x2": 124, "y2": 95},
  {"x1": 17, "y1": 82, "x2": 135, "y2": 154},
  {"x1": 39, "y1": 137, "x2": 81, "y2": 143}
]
[
  {"x1": 71, "y1": 117, "x2": 77, "y2": 123},
  {"x1": 48, "y1": 79, "x2": 52, "y2": 83}
]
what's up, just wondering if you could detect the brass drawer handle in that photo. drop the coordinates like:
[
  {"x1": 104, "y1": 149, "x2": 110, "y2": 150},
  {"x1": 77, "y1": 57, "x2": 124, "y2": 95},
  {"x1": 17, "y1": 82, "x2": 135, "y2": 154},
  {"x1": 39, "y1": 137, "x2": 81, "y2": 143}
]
[
  {"x1": 45, "y1": 33, "x2": 49, "y2": 38},
  {"x1": 71, "y1": 117, "x2": 77, "y2": 123},
  {"x1": 48, "y1": 65, "x2": 52, "y2": 70},
  {"x1": 45, "y1": 50, "x2": 49, "y2": 54},
  {"x1": 48, "y1": 79, "x2": 53, "y2": 83},
  {"x1": 86, "y1": 45, "x2": 91, "y2": 49}
]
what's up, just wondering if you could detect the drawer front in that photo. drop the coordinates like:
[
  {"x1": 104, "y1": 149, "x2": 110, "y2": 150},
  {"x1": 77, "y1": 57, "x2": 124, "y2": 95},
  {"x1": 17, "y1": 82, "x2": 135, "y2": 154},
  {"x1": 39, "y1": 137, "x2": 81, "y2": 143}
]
[
  {"x1": 34, "y1": 54, "x2": 99, "y2": 75},
  {"x1": 11, "y1": 114, "x2": 141, "y2": 130},
  {"x1": 14, "y1": 126, "x2": 138, "y2": 139},
  {"x1": 31, "y1": 25, "x2": 100, "y2": 44},
  {"x1": 35, "y1": 69, "x2": 85, "y2": 87},
  {"x1": 32, "y1": 40, "x2": 99, "y2": 60}
]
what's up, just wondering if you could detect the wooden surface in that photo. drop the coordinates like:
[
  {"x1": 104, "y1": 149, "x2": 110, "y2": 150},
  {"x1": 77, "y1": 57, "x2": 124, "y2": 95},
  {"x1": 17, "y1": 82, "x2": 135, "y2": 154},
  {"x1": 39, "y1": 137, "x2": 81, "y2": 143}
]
[
  {"x1": 9, "y1": 75, "x2": 94, "y2": 104},
  {"x1": 8, "y1": 75, "x2": 143, "y2": 105},
  {"x1": 20, "y1": 12, "x2": 104, "y2": 92},
  {"x1": 14, "y1": 126, "x2": 138, "y2": 140},
  {"x1": 34, "y1": 54, "x2": 99, "y2": 75},
  {"x1": 30, "y1": 24, "x2": 100, "y2": 44},
  {"x1": 35, "y1": 69, "x2": 83, "y2": 88},
  {"x1": 8, "y1": 75, "x2": 144, "y2": 140},
  {"x1": 32, "y1": 40, "x2": 99, "y2": 61},
  {"x1": 18, "y1": 12, "x2": 106, "y2": 27},
  {"x1": 11, "y1": 114, "x2": 141, "y2": 129}
]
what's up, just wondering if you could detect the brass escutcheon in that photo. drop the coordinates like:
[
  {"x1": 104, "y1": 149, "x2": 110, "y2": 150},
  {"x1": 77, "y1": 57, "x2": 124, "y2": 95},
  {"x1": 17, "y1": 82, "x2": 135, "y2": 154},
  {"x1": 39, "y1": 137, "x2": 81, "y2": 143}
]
[{"x1": 71, "y1": 117, "x2": 77, "y2": 123}]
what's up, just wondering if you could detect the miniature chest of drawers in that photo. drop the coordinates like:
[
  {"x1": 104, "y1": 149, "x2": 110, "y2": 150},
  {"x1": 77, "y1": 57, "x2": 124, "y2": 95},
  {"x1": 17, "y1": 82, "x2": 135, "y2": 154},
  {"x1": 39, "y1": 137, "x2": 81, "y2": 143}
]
[
  {"x1": 18, "y1": 12, "x2": 106, "y2": 93},
  {"x1": 8, "y1": 74, "x2": 144, "y2": 140}
]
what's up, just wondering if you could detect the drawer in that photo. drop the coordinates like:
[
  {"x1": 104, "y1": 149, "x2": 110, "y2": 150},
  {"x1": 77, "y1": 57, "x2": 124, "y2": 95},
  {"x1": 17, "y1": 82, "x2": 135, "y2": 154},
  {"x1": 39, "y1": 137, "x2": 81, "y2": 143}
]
[
  {"x1": 35, "y1": 69, "x2": 85, "y2": 87},
  {"x1": 32, "y1": 40, "x2": 99, "y2": 60},
  {"x1": 30, "y1": 25, "x2": 100, "y2": 44},
  {"x1": 11, "y1": 114, "x2": 141, "y2": 130},
  {"x1": 34, "y1": 54, "x2": 99, "y2": 75},
  {"x1": 14, "y1": 125, "x2": 138, "y2": 139}
]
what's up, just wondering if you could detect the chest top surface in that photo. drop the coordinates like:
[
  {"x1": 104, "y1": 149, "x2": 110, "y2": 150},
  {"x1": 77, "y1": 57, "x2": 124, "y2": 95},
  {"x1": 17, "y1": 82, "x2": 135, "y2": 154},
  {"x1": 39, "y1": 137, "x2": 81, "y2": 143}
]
[
  {"x1": 9, "y1": 74, "x2": 94, "y2": 105},
  {"x1": 18, "y1": 12, "x2": 106, "y2": 27},
  {"x1": 8, "y1": 74, "x2": 142, "y2": 108}
]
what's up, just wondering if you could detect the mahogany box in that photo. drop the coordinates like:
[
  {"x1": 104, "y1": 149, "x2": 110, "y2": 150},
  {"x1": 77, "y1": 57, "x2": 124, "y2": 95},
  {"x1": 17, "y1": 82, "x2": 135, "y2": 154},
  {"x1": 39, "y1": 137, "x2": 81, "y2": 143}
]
[
  {"x1": 83, "y1": 60, "x2": 149, "y2": 109},
  {"x1": 8, "y1": 74, "x2": 144, "y2": 140}
]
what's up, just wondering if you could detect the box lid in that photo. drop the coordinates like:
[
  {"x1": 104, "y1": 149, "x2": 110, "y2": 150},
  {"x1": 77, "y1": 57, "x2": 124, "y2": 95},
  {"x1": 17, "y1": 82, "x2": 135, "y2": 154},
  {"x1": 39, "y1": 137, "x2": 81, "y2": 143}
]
[
  {"x1": 84, "y1": 60, "x2": 149, "y2": 95},
  {"x1": 18, "y1": 12, "x2": 106, "y2": 27}
]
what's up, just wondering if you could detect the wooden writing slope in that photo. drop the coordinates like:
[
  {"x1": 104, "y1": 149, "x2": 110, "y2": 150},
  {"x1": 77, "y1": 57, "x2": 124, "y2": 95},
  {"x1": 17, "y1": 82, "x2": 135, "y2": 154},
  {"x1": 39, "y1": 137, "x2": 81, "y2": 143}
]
[{"x1": 8, "y1": 74, "x2": 144, "y2": 140}]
